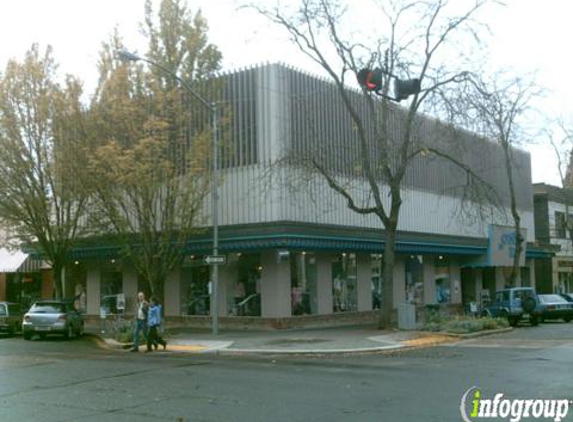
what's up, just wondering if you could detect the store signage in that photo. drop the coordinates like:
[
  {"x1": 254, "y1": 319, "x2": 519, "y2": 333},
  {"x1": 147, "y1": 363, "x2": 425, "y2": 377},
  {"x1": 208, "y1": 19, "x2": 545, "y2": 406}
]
[{"x1": 487, "y1": 225, "x2": 526, "y2": 267}]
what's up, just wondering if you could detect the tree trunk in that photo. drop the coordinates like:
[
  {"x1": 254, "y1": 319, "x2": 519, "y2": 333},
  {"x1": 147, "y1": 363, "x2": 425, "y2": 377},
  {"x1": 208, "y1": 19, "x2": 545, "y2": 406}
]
[
  {"x1": 379, "y1": 224, "x2": 397, "y2": 329},
  {"x1": 52, "y1": 262, "x2": 63, "y2": 300},
  {"x1": 503, "y1": 141, "x2": 522, "y2": 286}
]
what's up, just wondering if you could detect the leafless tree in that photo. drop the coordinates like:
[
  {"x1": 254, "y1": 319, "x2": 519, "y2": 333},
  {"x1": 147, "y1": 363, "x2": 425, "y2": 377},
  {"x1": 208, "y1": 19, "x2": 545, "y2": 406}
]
[
  {"x1": 452, "y1": 72, "x2": 540, "y2": 286},
  {"x1": 249, "y1": 0, "x2": 502, "y2": 327}
]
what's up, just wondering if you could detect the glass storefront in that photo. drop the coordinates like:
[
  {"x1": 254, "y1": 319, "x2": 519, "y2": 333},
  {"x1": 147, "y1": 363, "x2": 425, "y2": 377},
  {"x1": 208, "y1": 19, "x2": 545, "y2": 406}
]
[
  {"x1": 332, "y1": 253, "x2": 357, "y2": 312},
  {"x1": 371, "y1": 254, "x2": 383, "y2": 309},
  {"x1": 100, "y1": 263, "x2": 122, "y2": 314},
  {"x1": 290, "y1": 252, "x2": 318, "y2": 315},
  {"x1": 6, "y1": 272, "x2": 41, "y2": 308},
  {"x1": 232, "y1": 253, "x2": 261, "y2": 316},
  {"x1": 405, "y1": 255, "x2": 424, "y2": 304},
  {"x1": 435, "y1": 257, "x2": 451, "y2": 304},
  {"x1": 180, "y1": 261, "x2": 211, "y2": 316}
]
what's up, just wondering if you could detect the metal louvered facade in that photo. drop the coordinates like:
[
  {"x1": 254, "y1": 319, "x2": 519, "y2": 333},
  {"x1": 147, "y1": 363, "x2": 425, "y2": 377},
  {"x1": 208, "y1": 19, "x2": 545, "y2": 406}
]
[{"x1": 209, "y1": 63, "x2": 534, "y2": 242}]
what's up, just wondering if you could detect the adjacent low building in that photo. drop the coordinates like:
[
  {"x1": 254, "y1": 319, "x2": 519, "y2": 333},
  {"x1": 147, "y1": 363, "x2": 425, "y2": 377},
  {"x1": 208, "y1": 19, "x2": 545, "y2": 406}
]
[{"x1": 533, "y1": 183, "x2": 573, "y2": 293}]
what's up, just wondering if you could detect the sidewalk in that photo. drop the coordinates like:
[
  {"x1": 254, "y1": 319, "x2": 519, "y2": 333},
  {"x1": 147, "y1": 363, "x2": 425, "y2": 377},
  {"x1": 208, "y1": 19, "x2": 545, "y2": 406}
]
[{"x1": 85, "y1": 324, "x2": 456, "y2": 355}]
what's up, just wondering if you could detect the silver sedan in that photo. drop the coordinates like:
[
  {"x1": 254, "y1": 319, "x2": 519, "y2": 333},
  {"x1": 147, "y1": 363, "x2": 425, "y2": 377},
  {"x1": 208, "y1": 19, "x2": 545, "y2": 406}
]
[{"x1": 22, "y1": 301, "x2": 84, "y2": 340}]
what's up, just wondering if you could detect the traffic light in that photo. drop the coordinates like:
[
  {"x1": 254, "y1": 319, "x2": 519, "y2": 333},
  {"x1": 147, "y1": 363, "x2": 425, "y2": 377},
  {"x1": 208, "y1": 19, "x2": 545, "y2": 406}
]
[
  {"x1": 357, "y1": 68, "x2": 383, "y2": 92},
  {"x1": 358, "y1": 68, "x2": 421, "y2": 101},
  {"x1": 394, "y1": 78, "x2": 421, "y2": 101}
]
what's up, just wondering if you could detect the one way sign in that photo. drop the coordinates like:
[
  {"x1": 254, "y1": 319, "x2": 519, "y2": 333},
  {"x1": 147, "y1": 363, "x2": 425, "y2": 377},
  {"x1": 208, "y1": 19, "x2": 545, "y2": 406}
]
[{"x1": 204, "y1": 255, "x2": 226, "y2": 265}]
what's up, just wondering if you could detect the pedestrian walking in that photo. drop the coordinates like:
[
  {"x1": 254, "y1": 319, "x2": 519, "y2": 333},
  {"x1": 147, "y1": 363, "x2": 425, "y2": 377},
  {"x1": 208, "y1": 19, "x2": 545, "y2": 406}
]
[
  {"x1": 146, "y1": 296, "x2": 167, "y2": 352},
  {"x1": 130, "y1": 292, "x2": 148, "y2": 352}
]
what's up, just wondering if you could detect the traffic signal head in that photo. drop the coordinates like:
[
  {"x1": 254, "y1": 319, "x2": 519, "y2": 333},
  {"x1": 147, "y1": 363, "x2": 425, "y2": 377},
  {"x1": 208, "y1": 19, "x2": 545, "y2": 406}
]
[
  {"x1": 394, "y1": 78, "x2": 421, "y2": 101},
  {"x1": 357, "y1": 68, "x2": 383, "y2": 92}
]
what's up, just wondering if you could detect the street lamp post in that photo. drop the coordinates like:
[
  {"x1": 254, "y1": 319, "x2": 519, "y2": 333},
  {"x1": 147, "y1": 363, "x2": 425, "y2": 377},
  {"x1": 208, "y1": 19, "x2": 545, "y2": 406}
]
[{"x1": 117, "y1": 50, "x2": 221, "y2": 334}]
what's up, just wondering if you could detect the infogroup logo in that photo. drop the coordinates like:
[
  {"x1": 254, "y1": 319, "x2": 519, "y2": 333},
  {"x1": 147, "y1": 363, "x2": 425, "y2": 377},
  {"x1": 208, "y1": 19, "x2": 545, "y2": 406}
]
[{"x1": 460, "y1": 387, "x2": 571, "y2": 422}]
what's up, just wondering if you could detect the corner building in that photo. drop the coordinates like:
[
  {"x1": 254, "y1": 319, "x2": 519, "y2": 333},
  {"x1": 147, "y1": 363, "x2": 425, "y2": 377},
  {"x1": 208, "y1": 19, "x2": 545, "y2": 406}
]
[{"x1": 73, "y1": 64, "x2": 550, "y2": 328}]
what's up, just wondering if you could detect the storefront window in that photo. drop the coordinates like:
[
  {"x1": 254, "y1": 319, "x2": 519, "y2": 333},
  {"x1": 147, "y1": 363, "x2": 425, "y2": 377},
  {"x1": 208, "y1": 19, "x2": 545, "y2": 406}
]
[
  {"x1": 291, "y1": 252, "x2": 317, "y2": 315},
  {"x1": 100, "y1": 264, "x2": 122, "y2": 315},
  {"x1": 371, "y1": 255, "x2": 383, "y2": 309},
  {"x1": 405, "y1": 256, "x2": 424, "y2": 304},
  {"x1": 180, "y1": 259, "x2": 211, "y2": 316},
  {"x1": 232, "y1": 253, "x2": 261, "y2": 316},
  {"x1": 435, "y1": 257, "x2": 451, "y2": 304},
  {"x1": 7, "y1": 272, "x2": 41, "y2": 308},
  {"x1": 332, "y1": 253, "x2": 357, "y2": 312}
]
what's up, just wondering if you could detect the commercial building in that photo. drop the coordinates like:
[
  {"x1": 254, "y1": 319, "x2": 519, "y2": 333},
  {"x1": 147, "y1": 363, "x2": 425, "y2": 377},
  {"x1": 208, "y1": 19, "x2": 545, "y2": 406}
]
[
  {"x1": 533, "y1": 183, "x2": 573, "y2": 293},
  {"x1": 50, "y1": 64, "x2": 550, "y2": 327}
]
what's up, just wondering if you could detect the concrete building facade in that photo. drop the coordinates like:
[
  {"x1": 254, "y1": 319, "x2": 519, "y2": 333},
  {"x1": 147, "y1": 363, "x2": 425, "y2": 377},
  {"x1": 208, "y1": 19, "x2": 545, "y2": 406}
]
[{"x1": 59, "y1": 64, "x2": 550, "y2": 327}]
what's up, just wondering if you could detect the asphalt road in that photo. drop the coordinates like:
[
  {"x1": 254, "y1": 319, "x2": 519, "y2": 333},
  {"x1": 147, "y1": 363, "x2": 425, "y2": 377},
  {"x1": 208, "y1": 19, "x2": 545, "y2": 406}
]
[{"x1": 1, "y1": 324, "x2": 572, "y2": 422}]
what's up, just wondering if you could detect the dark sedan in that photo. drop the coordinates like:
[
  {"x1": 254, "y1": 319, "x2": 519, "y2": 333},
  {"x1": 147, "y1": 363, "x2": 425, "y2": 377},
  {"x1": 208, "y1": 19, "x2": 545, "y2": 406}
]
[
  {"x1": 22, "y1": 300, "x2": 84, "y2": 340},
  {"x1": 537, "y1": 294, "x2": 573, "y2": 323}
]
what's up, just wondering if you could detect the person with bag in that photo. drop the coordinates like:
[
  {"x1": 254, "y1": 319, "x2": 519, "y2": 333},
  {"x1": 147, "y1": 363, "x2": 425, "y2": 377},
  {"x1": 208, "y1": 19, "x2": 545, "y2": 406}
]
[{"x1": 146, "y1": 296, "x2": 167, "y2": 352}]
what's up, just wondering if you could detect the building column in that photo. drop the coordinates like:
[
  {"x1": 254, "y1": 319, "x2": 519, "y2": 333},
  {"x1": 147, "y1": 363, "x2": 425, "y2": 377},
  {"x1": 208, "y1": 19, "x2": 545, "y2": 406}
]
[
  {"x1": 217, "y1": 264, "x2": 235, "y2": 317},
  {"x1": 122, "y1": 263, "x2": 138, "y2": 316},
  {"x1": 260, "y1": 251, "x2": 291, "y2": 318},
  {"x1": 423, "y1": 257, "x2": 436, "y2": 304},
  {"x1": 86, "y1": 263, "x2": 100, "y2": 316},
  {"x1": 527, "y1": 259, "x2": 536, "y2": 289},
  {"x1": 164, "y1": 268, "x2": 181, "y2": 317},
  {"x1": 316, "y1": 253, "x2": 333, "y2": 315},
  {"x1": 357, "y1": 254, "x2": 372, "y2": 312},
  {"x1": 450, "y1": 264, "x2": 462, "y2": 304},
  {"x1": 392, "y1": 256, "x2": 406, "y2": 308}
]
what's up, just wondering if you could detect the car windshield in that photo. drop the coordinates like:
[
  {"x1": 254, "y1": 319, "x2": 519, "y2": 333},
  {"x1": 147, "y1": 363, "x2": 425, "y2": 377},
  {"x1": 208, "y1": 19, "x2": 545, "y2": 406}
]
[
  {"x1": 30, "y1": 303, "x2": 66, "y2": 313},
  {"x1": 540, "y1": 295, "x2": 567, "y2": 304},
  {"x1": 0, "y1": 304, "x2": 6, "y2": 316}
]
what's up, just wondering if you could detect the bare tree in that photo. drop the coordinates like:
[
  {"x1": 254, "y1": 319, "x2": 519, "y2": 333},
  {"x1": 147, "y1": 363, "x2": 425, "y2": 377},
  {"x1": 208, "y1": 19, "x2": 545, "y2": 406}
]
[
  {"x1": 453, "y1": 73, "x2": 539, "y2": 286},
  {"x1": 250, "y1": 0, "x2": 501, "y2": 327}
]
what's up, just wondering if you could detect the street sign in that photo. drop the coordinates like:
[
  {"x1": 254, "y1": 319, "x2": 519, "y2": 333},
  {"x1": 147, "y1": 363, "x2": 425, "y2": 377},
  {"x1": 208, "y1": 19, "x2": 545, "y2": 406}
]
[{"x1": 204, "y1": 255, "x2": 226, "y2": 265}]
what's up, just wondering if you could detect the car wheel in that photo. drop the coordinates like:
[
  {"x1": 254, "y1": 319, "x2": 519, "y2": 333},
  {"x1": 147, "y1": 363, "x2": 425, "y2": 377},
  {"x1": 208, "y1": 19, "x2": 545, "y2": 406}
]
[
  {"x1": 65, "y1": 325, "x2": 74, "y2": 340},
  {"x1": 530, "y1": 316, "x2": 540, "y2": 326},
  {"x1": 39, "y1": 333, "x2": 47, "y2": 340},
  {"x1": 564, "y1": 317, "x2": 572, "y2": 323},
  {"x1": 23, "y1": 332, "x2": 32, "y2": 340}
]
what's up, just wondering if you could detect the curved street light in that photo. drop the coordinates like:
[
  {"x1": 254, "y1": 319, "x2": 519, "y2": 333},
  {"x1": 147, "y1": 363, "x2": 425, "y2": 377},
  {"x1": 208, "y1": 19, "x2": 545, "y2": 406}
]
[{"x1": 117, "y1": 50, "x2": 221, "y2": 334}]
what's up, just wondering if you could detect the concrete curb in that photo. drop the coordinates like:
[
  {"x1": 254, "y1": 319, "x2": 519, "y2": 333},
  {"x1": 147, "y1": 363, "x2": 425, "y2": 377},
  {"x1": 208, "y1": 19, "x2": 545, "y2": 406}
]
[
  {"x1": 440, "y1": 327, "x2": 514, "y2": 339},
  {"x1": 218, "y1": 344, "x2": 404, "y2": 355}
]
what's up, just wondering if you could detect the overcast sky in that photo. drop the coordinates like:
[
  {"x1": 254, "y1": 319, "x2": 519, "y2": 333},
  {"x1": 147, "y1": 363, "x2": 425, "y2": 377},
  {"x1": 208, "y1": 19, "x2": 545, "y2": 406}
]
[{"x1": 0, "y1": 0, "x2": 570, "y2": 186}]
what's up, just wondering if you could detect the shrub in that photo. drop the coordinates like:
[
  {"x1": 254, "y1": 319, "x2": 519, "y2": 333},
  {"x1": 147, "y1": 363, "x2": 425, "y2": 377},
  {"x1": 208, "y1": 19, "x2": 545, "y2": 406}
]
[{"x1": 421, "y1": 315, "x2": 509, "y2": 334}]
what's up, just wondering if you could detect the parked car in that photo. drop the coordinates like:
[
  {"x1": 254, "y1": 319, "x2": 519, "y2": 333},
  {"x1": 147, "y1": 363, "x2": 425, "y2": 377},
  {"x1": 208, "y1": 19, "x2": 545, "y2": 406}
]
[
  {"x1": 481, "y1": 287, "x2": 540, "y2": 326},
  {"x1": 560, "y1": 293, "x2": 573, "y2": 303},
  {"x1": 537, "y1": 294, "x2": 573, "y2": 322},
  {"x1": 22, "y1": 300, "x2": 84, "y2": 340},
  {"x1": 0, "y1": 302, "x2": 22, "y2": 336}
]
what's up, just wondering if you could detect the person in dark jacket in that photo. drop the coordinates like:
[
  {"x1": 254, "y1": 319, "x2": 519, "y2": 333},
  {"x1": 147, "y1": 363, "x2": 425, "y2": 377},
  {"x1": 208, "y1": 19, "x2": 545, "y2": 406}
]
[{"x1": 146, "y1": 296, "x2": 167, "y2": 352}]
